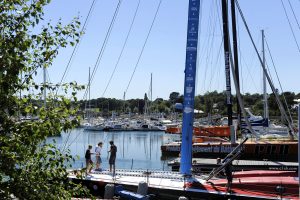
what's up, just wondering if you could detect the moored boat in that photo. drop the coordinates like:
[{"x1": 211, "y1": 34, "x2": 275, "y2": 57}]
[
  {"x1": 68, "y1": 168, "x2": 298, "y2": 199},
  {"x1": 161, "y1": 140, "x2": 298, "y2": 162}
]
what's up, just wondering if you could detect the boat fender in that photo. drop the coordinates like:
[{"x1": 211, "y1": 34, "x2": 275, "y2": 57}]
[
  {"x1": 104, "y1": 184, "x2": 115, "y2": 199},
  {"x1": 137, "y1": 182, "x2": 148, "y2": 195}
]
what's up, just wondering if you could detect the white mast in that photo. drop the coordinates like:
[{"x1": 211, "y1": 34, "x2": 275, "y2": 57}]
[
  {"x1": 43, "y1": 66, "x2": 46, "y2": 108},
  {"x1": 262, "y1": 30, "x2": 269, "y2": 120},
  {"x1": 88, "y1": 67, "x2": 91, "y2": 123}
]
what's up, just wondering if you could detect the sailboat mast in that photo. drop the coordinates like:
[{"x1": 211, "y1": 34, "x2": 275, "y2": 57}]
[
  {"x1": 43, "y1": 66, "x2": 46, "y2": 108},
  {"x1": 150, "y1": 73, "x2": 152, "y2": 102},
  {"x1": 262, "y1": 30, "x2": 269, "y2": 120},
  {"x1": 88, "y1": 67, "x2": 91, "y2": 123},
  {"x1": 231, "y1": 0, "x2": 240, "y2": 123},
  {"x1": 221, "y1": 0, "x2": 233, "y2": 126},
  {"x1": 180, "y1": 0, "x2": 201, "y2": 175}
]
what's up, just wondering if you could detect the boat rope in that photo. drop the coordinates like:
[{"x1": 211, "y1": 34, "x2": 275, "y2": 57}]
[
  {"x1": 208, "y1": 39, "x2": 223, "y2": 92},
  {"x1": 280, "y1": 0, "x2": 300, "y2": 53},
  {"x1": 235, "y1": 0, "x2": 295, "y2": 138},
  {"x1": 237, "y1": 37, "x2": 261, "y2": 94},
  {"x1": 82, "y1": 0, "x2": 122, "y2": 100},
  {"x1": 212, "y1": 0, "x2": 224, "y2": 91},
  {"x1": 287, "y1": 0, "x2": 300, "y2": 31},
  {"x1": 62, "y1": 129, "x2": 83, "y2": 153},
  {"x1": 264, "y1": 38, "x2": 294, "y2": 124},
  {"x1": 101, "y1": 0, "x2": 141, "y2": 98},
  {"x1": 59, "y1": 0, "x2": 122, "y2": 153},
  {"x1": 57, "y1": 0, "x2": 97, "y2": 95},
  {"x1": 206, "y1": 1, "x2": 219, "y2": 93},
  {"x1": 124, "y1": 0, "x2": 162, "y2": 97},
  {"x1": 198, "y1": 1, "x2": 215, "y2": 92}
]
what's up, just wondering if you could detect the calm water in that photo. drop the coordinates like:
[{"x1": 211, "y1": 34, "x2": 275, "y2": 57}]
[{"x1": 46, "y1": 128, "x2": 180, "y2": 171}]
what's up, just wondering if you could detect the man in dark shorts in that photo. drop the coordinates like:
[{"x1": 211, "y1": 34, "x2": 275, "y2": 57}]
[
  {"x1": 108, "y1": 141, "x2": 117, "y2": 173},
  {"x1": 85, "y1": 145, "x2": 93, "y2": 174}
]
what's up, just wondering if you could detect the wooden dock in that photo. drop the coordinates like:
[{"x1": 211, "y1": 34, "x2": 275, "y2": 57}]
[{"x1": 168, "y1": 158, "x2": 298, "y2": 173}]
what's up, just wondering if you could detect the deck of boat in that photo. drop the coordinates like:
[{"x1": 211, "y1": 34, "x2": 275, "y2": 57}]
[
  {"x1": 68, "y1": 168, "x2": 298, "y2": 199},
  {"x1": 168, "y1": 158, "x2": 298, "y2": 172}
]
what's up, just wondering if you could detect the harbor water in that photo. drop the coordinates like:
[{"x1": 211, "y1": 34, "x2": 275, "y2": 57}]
[{"x1": 46, "y1": 128, "x2": 180, "y2": 171}]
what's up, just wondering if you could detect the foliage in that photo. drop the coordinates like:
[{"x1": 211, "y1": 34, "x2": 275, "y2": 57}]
[
  {"x1": 79, "y1": 90, "x2": 299, "y2": 119},
  {"x1": 0, "y1": 0, "x2": 89, "y2": 199}
]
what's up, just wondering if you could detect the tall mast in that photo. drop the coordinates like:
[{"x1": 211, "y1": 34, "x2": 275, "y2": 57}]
[
  {"x1": 123, "y1": 91, "x2": 126, "y2": 113},
  {"x1": 262, "y1": 30, "x2": 269, "y2": 120},
  {"x1": 150, "y1": 73, "x2": 152, "y2": 102},
  {"x1": 88, "y1": 67, "x2": 91, "y2": 123},
  {"x1": 231, "y1": 0, "x2": 240, "y2": 123},
  {"x1": 221, "y1": 0, "x2": 233, "y2": 126},
  {"x1": 180, "y1": 0, "x2": 201, "y2": 175}
]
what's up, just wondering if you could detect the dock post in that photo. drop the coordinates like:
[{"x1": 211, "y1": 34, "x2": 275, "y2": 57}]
[
  {"x1": 104, "y1": 184, "x2": 115, "y2": 199},
  {"x1": 230, "y1": 125, "x2": 236, "y2": 144}
]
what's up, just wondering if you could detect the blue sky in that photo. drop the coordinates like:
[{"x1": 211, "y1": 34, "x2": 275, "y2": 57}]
[{"x1": 38, "y1": 0, "x2": 300, "y2": 100}]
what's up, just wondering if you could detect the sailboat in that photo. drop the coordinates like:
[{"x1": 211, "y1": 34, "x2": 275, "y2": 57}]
[
  {"x1": 83, "y1": 67, "x2": 105, "y2": 131},
  {"x1": 68, "y1": 0, "x2": 298, "y2": 199},
  {"x1": 162, "y1": 1, "x2": 299, "y2": 163}
]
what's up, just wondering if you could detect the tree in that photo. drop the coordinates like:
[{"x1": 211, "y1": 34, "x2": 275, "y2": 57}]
[
  {"x1": 169, "y1": 92, "x2": 180, "y2": 103},
  {"x1": 0, "y1": 0, "x2": 89, "y2": 199}
]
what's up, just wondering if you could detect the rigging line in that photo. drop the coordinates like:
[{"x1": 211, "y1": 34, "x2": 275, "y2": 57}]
[
  {"x1": 235, "y1": 0, "x2": 295, "y2": 137},
  {"x1": 19, "y1": 35, "x2": 71, "y2": 92},
  {"x1": 236, "y1": 10, "x2": 245, "y2": 94},
  {"x1": 198, "y1": 1, "x2": 210, "y2": 68},
  {"x1": 59, "y1": 0, "x2": 98, "y2": 152},
  {"x1": 101, "y1": 0, "x2": 141, "y2": 97},
  {"x1": 208, "y1": 3, "x2": 218, "y2": 66},
  {"x1": 287, "y1": 0, "x2": 300, "y2": 31},
  {"x1": 200, "y1": 0, "x2": 215, "y2": 92},
  {"x1": 239, "y1": 42, "x2": 260, "y2": 93},
  {"x1": 195, "y1": 0, "x2": 203, "y2": 94},
  {"x1": 228, "y1": 35, "x2": 257, "y2": 138},
  {"x1": 90, "y1": 0, "x2": 122, "y2": 83},
  {"x1": 265, "y1": 38, "x2": 294, "y2": 124},
  {"x1": 216, "y1": 0, "x2": 223, "y2": 34},
  {"x1": 207, "y1": 3, "x2": 219, "y2": 92},
  {"x1": 57, "y1": 0, "x2": 97, "y2": 95},
  {"x1": 208, "y1": 38, "x2": 223, "y2": 92},
  {"x1": 62, "y1": 130, "x2": 85, "y2": 154},
  {"x1": 280, "y1": 0, "x2": 300, "y2": 53},
  {"x1": 124, "y1": 0, "x2": 162, "y2": 95},
  {"x1": 82, "y1": 0, "x2": 122, "y2": 100}
]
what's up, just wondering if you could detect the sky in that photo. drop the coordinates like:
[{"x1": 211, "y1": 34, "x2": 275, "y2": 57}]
[{"x1": 37, "y1": 0, "x2": 300, "y2": 100}]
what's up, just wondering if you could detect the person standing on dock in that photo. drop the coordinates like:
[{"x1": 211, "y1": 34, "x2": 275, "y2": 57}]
[
  {"x1": 85, "y1": 145, "x2": 93, "y2": 174},
  {"x1": 108, "y1": 141, "x2": 117, "y2": 174},
  {"x1": 95, "y1": 142, "x2": 103, "y2": 171}
]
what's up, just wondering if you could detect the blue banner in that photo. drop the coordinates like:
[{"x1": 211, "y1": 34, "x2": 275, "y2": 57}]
[{"x1": 180, "y1": 0, "x2": 201, "y2": 175}]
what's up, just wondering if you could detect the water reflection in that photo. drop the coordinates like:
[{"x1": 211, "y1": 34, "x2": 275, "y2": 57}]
[{"x1": 46, "y1": 128, "x2": 180, "y2": 171}]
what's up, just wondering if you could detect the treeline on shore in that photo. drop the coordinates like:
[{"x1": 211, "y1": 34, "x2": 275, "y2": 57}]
[{"x1": 78, "y1": 91, "x2": 300, "y2": 118}]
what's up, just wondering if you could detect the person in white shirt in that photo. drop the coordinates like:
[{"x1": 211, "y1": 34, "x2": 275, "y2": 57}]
[{"x1": 95, "y1": 142, "x2": 103, "y2": 170}]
